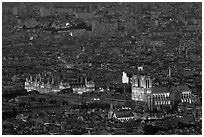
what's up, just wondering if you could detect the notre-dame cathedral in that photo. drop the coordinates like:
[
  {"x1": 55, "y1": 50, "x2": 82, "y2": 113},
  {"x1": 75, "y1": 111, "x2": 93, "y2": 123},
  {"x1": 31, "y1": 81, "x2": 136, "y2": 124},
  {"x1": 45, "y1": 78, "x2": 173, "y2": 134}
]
[{"x1": 131, "y1": 74, "x2": 152, "y2": 102}]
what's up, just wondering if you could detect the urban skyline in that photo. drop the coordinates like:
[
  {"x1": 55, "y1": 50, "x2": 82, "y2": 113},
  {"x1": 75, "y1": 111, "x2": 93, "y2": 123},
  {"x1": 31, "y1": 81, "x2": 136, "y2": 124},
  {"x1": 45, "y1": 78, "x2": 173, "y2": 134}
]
[{"x1": 2, "y1": 2, "x2": 202, "y2": 135}]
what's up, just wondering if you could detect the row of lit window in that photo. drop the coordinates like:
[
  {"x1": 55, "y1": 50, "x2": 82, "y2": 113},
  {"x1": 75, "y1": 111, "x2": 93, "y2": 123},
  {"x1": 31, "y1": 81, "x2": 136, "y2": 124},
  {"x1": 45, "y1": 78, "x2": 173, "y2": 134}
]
[
  {"x1": 155, "y1": 101, "x2": 171, "y2": 105},
  {"x1": 181, "y1": 99, "x2": 192, "y2": 103},
  {"x1": 151, "y1": 93, "x2": 170, "y2": 99},
  {"x1": 181, "y1": 93, "x2": 191, "y2": 99}
]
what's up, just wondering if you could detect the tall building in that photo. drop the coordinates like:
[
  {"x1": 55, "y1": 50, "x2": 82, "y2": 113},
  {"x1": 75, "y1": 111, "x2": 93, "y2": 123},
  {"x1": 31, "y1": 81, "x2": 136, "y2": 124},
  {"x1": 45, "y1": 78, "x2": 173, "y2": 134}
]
[
  {"x1": 39, "y1": 7, "x2": 52, "y2": 17},
  {"x1": 131, "y1": 74, "x2": 152, "y2": 102},
  {"x1": 13, "y1": 7, "x2": 18, "y2": 16},
  {"x1": 122, "y1": 71, "x2": 129, "y2": 84},
  {"x1": 167, "y1": 66, "x2": 171, "y2": 78}
]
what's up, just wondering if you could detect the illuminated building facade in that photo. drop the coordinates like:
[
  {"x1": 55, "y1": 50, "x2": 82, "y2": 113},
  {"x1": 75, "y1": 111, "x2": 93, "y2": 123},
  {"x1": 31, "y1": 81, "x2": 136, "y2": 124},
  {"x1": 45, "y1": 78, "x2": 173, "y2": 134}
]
[
  {"x1": 25, "y1": 74, "x2": 95, "y2": 94},
  {"x1": 131, "y1": 73, "x2": 195, "y2": 110},
  {"x1": 25, "y1": 74, "x2": 70, "y2": 93},
  {"x1": 131, "y1": 74, "x2": 152, "y2": 102},
  {"x1": 122, "y1": 71, "x2": 129, "y2": 84}
]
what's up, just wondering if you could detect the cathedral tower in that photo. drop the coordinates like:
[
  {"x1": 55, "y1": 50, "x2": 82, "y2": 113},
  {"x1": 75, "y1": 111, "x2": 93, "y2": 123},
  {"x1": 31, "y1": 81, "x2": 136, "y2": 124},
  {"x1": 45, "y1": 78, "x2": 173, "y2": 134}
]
[{"x1": 131, "y1": 74, "x2": 152, "y2": 102}]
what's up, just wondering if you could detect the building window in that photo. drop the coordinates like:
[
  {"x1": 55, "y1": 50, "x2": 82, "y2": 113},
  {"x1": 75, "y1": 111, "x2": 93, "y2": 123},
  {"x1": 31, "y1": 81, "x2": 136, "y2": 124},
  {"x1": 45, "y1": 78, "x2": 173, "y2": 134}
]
[
  {"x1": 161, "y1": 94, "x2": 163, "y2": 99},
  {"x1": 188, "y1": 93, "x2": 191, "y2": 99},
  {"x1": 149, "y1": 80, "x2": 151, "y2": 88},
  {"x1": 147, "y1": 80, "x2": 149, "y2": 88}
]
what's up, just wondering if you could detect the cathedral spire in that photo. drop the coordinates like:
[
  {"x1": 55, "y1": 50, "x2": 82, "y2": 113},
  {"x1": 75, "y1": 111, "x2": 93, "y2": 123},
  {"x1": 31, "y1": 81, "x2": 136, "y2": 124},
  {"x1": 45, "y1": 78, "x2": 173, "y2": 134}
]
[
  {"x1": 108, "y1": 104, "x2": 114, "y2": 119},
  {"x1": 168, "y1": 66, "x2": 171, "y2": 78},
  {"x1": 51, "y1": 74, "x2": 54, "y2": 85}
]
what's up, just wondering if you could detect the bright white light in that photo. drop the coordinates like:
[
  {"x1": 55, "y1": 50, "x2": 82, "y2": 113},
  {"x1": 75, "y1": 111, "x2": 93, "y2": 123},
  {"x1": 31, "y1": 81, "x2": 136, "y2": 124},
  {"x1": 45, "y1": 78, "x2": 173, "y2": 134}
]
[
  {"x1": 70, "y1": 32, "x2": 73, "y2": 37},
  {"x1": 66, "y1": 23, "x2": 70, "y2": 27},
  {"x1": 30, "y1": 36, "x2": 33, "y2": 40}
]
